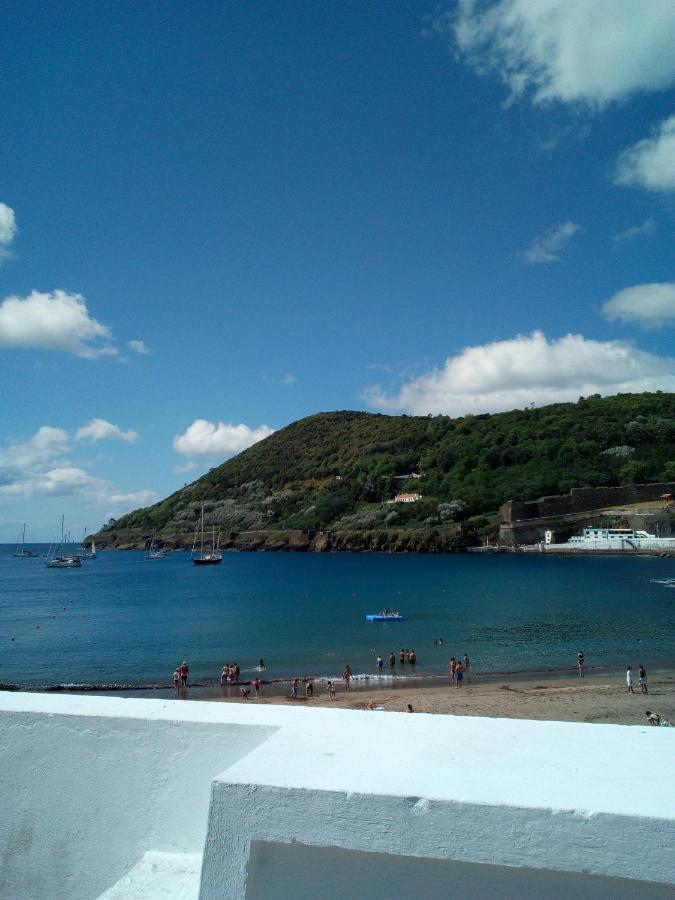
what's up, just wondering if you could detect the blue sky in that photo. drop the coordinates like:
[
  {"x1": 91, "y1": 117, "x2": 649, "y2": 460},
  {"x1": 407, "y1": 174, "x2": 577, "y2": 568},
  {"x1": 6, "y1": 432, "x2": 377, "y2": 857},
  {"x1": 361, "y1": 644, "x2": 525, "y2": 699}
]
[{"x1": 1, "y1": 0, "x2": 674, "y2": 540}]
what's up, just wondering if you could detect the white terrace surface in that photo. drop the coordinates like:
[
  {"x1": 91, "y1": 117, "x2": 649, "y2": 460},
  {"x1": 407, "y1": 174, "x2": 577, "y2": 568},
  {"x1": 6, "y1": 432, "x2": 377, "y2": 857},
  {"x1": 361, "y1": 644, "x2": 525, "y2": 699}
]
[{"x1": 1, "y1": 693, "x2": 673, "y2": 899}]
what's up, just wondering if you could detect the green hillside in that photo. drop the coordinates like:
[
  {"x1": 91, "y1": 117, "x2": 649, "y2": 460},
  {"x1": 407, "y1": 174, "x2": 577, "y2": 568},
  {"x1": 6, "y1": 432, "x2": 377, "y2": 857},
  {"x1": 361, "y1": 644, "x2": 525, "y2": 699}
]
[{"x1": 104, "y1": 392, "x2": 675, "y2": 540}]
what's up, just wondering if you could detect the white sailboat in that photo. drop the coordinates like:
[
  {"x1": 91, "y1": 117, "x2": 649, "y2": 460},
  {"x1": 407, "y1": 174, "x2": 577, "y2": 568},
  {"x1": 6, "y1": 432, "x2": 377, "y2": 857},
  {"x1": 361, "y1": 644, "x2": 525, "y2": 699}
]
[
  {"x1": 76, "y1": 528, "x2": 97, "y2": 560},
  {"x1": 13, "y1": 523, "x2": 40, "y2": 558},
  {"x1": 46, "y1": 516, "x2": 82, "y2": 568},
  {"x1": 191, "y1": 506, "x2": 222, "y2": 565},
  {"x1": 146, "y1": 532, "x2": 167, "y2": 559}
]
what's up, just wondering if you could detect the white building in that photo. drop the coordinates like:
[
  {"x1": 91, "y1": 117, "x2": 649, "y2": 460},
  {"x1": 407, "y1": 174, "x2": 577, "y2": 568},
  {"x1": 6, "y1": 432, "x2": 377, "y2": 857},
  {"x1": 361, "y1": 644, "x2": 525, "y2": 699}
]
[
  {"x1": 394, "y1": 492, "x2": 422, "y2": 503},
  {"x1": 1, "y1": 692, "x2": 673, "y2": 898}
]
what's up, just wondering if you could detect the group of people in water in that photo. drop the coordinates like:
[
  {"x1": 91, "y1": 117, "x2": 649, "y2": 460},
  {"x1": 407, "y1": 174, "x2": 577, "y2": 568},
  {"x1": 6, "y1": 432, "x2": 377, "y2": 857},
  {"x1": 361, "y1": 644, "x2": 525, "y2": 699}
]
[{"x1": 376, "y1": 649, "x2": 417, "y2": 668}]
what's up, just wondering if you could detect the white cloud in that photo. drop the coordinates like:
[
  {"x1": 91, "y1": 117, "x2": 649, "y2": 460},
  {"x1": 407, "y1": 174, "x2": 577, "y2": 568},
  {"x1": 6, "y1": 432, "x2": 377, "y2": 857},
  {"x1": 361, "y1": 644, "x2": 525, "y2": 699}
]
[
  {"x1": 613, "y1": 218, "x2": 656, "y2": 243},
  {"x1": 76, "y1": 418, "x2": 139, "y2": 444},
  {"x1": 521, "y1": 221, "x2": 580, "y2": 263},
  {"x1": 173, "y1": 420, "x2": 275, "y2": 457},
  {"x1": 0, "y1": 466, "x2": 156, "y2": 509},
  {"x1": 128, "y1": 339, "x2": 150, "y2": 354},
  {"x1": 0, "y1": 202, "x2": 17, "y2": 259},
  {"x1": 0, "y1": 426, "x2": 70, "y2": 476},
  {"x1": 614, "y1": 114, "x2": 675, "y2": 192},
  {"x1": 364, "y1": 331, "x2": 675, "y2": 416},
  {"x1": 281, "y1": 372, "x2": 296, "y2": 385},
  {"x1": 0, "y1": 424, "x2": 154, "y2": 513},
  {"x1": 175, "y1": 461, "x2": 198, "y2": 474},
  {"x1": 602, "y1": 282, "x2": 675, "y2": 329},
  {"x1": 0, "y1": 289, "x2": 117, "y2": 358},
  {"x1": 103, "y1": 488, "x2": 157, "y2": 507},
  {"x1": 443, "y1": 0, "x2": 675, "y2": 107}
]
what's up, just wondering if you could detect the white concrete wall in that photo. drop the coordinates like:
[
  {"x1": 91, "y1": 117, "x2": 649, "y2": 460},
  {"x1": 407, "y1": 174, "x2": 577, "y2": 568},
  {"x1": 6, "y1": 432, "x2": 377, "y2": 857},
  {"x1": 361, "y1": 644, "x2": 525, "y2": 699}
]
[
  {"x1": 1, "y1": 693, "x2": 674, "y2": 900},
  {"x1": 0, "y1": 695, "x2": 277, "y2": 899}
]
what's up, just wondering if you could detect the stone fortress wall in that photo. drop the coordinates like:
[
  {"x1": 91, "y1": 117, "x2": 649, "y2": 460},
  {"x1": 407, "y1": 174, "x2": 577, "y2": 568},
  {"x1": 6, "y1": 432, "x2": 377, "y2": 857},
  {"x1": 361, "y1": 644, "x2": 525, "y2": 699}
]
[{"x1": 499, "y1": 482, "x2": 675, "y2": 547}]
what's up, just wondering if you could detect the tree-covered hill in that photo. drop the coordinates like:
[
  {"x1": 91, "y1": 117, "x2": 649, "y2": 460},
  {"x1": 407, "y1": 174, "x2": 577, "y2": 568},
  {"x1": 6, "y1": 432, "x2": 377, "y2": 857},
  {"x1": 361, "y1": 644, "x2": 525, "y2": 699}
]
[{"x1": 102, "y1": 392, "x2": 675, "y2": 540}]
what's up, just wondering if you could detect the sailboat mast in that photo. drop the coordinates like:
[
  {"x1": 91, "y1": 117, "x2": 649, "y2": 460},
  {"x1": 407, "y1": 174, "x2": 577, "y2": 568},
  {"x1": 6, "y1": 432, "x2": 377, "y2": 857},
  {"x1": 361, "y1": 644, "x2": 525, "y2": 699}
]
[{"x1": 200, "y1": 505, "x2": 205, "y2": 559}]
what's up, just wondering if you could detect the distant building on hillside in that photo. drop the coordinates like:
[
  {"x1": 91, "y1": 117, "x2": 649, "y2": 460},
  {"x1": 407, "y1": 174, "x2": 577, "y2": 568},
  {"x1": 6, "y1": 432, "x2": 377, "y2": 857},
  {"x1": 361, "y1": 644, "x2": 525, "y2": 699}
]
[
  {"x1": 394, "y1": 492, "x2": 421, "y2": 503},
  {"x1": 393, "y1": 472, "x2": 421, "y2": 481}
]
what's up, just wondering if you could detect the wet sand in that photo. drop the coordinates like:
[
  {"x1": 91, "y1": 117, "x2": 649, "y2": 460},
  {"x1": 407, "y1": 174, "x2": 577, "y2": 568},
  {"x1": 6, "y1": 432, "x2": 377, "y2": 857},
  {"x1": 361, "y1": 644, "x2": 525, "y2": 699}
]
[{"x1": 203, "y1": 671, "x2": 675, "y2": 726}]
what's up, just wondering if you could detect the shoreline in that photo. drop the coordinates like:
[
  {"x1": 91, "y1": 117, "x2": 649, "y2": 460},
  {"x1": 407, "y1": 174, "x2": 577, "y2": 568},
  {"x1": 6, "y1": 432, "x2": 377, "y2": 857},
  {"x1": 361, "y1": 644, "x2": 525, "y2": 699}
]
[
  {"x1": 4, "y1": 660, "x2": 675, "y2": 696},
  {"x1": 200, "y1": 671, "x2": 675, "y2": 727},
  {"x1": 4, "y1": 665, "x2": 675, "y2": 726}
]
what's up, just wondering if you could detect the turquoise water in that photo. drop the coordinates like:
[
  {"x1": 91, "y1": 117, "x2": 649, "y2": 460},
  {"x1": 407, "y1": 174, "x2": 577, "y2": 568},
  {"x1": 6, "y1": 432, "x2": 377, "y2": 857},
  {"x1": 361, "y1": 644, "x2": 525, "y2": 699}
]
[{"x1": 1, "y1": 547, "x2": 673, "y2": 687}]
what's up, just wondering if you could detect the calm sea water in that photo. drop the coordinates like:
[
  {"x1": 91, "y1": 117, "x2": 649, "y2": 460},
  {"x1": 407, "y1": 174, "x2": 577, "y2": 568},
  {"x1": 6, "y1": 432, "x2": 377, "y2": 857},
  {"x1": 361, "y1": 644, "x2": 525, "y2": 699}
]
[{"x1": 1, "y1": 547, "x2": 673, "y2": 687}]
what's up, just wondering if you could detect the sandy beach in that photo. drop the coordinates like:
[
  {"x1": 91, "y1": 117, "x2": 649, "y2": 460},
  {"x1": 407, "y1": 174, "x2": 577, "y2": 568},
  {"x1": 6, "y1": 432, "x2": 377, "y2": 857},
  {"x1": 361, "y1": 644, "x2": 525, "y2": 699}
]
[{"x1": 204, "y1": 671, "x2": 675, "y2": 727}]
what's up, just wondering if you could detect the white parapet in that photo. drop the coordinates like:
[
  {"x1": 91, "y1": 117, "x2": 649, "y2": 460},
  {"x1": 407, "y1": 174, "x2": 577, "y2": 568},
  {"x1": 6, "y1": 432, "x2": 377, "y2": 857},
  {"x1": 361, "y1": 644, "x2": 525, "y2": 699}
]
[{"x1": 0, "y1": 692, "x2": 673, "y2": 899}]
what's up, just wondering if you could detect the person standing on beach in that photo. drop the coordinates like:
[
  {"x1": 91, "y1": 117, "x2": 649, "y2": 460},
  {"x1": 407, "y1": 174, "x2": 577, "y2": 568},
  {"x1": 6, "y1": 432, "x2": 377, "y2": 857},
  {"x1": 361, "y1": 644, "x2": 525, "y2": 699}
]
[
  {"x1": 179, "y1": 661, "x2": 189, "y2": 687},
  {"x1": 400, "y1": 649, "x2": 405, "y2": 664},
  {"x1": 376, "y1": 655, "x2": 383, "y2": 670},
  {"x1": 455, "y1": 662, "x2": 464, "y2": 687},
  {"x1": 639, "y1": 665, "x2": 648, "y2": 694},
  {"x1": 305, "y1": 679, "x2": 314, "y2": 698},
  {"x1": 252, "y1": 677, "x2": 261, "y2": 698},
  {"x1": 220, "y1": 665, "x2": 228, "y2": 686},
  {"x1": 577, "y1": 650, "x2": 585, "y2": 677},
  {"x1": 449, "y1": 657, "x2": 457, "y2": 685},
  {"x1": 328, "y1": 680, "x2": 336, "y2": 700},
  {"x1": 626, "y1": 666, "x2": 634, "y2": 693},
  {"x1": 388, "y1": 652, "x2": 396, "y2": 668},
  {"x1": 343, "y1": 665, "x2": 352, "y2": 691},
  {"x1": 173, "y1": 668, "x2": 180, "y2": 692},
  {"x1": 259, "y1": 658, "x2": 265, "y2": 670},
  {"x1": 409, "y1": 650, "x2": 416, "y2": 665},
  {"x1": 463, "y1": 653, "x2": 471, "y2": 683},
  {"x1": 291, "y1": 678, "x2": 299, "y2": 699}
]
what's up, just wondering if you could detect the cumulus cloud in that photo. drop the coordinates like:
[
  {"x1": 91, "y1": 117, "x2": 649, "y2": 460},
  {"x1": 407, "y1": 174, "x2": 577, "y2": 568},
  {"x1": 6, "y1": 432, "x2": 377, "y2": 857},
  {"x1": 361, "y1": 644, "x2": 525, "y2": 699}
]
[
  {"x1": 175, "y1": 461, "x2": 198, "y2": 474},
  {"x1": 128, "y1": 339, "x2": 150, "y2": 354},
  {"x1": 0, "y1": 424, "x2": 154, "y2": 511},
  {"x1": 0, "y1": 202, "x2": 17, "y2": 260},
  {"x1": 0, "y1": 426, "x2": 70, "y2": 476},
  {"x1": 173, "y1": 420, "x2": 275, "y2": 457},
  {"x1": 613, "y1": 218, "x2": 656, "y2": 244},
  {"x1": 439, "y1": 0, "x2": 675, "y2": 107},
  {"x1": 602, "y1": 282, "x2": 675, "y2": 329},
  {"x1": 521, "y1": 221, "x2": 580, "y2": 263},
  {"x1": 364, "y1": 331, "x2": 675, "y2": 416},
  {"x1": 76, "y1": 418, "x2": 139, "y2": 444},
  {"x1": 0, "y1": 289, "x2": 117, "y2": 358},
  {"x1": 615, "y1": 114, "x2": 675, "y2": 192}
]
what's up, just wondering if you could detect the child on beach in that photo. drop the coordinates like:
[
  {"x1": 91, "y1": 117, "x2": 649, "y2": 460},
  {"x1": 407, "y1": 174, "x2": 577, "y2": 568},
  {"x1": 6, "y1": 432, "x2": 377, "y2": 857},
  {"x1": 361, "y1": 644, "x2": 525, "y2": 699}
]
[
  {"x1": 577, "y1": 650, "x2": 585, "y2": 677},
  {"x1": 343, "y1": 666, "x2": 352, "y2": 690},
  {"x1": 455, "y1": 662, "x2": 464, "y2": 687},
  {"x1": 639, "y1": 665, "x2": 648, "y2": 694},
  {"x1": 220, "y1": 665, "x2": 228, "y2": 686},
  {"x1": 173, "y1": 669, "x2": 180, "y2": 691},
  {"x1": 328, "y1": 681, "x2": 336, "y2": 700},
  {"x1": 291, "y1": 678, "x2": 299, "y2": 699},
  {"x1": 240, "y1": 687, "x2": 249, "y2": 700},
  {"x1": 253, "y1": 677, "x2": 261, "y2": 698},
  {"x1": 376, "y1": 655, "x2": 384, "y2": 669},
  {"x1": 305, "y1": 680, "x2": 314, "y2": 698},
  {"x1": 626, "y1": 666, "x2": 634, "y2": 693},
  {"x1": 449, "y1": 657, "x2": 457, "y2": 684}
]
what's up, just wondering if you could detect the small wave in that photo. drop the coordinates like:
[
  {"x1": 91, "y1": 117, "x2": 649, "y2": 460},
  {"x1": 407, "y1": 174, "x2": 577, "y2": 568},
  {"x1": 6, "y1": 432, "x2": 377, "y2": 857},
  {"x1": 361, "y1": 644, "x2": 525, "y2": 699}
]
[{"x1": 651, "y1": 578, "x2": 675, "y2": 587}]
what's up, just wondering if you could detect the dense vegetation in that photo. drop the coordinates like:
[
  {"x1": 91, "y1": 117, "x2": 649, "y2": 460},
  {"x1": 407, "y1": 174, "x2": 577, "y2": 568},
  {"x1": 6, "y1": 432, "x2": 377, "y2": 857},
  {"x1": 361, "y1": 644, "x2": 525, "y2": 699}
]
[{"x1": 104, "y1": 393, "x2": 675, "y2": 539}]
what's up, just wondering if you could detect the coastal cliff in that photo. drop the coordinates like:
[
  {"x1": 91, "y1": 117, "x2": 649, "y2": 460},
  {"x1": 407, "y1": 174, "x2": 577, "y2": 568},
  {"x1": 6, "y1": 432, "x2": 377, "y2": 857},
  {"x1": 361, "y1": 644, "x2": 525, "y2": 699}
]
[{"x1": 92, "y1": 392, "x2": 675, "y2": 552}]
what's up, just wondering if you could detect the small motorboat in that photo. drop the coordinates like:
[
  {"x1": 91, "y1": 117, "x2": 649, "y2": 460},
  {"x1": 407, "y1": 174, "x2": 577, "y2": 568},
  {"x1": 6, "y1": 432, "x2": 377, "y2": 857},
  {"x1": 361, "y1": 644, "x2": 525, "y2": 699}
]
[{"x1": 366, "y1": 611, "x2": 404, "y2": 622}]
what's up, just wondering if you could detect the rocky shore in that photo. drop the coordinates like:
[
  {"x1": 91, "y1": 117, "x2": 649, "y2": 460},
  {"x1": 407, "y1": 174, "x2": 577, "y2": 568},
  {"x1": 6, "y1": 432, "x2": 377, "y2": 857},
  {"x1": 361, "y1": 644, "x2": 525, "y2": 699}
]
[{"x1": 90, "y1": 527, "x2": 469, "y2": 553}]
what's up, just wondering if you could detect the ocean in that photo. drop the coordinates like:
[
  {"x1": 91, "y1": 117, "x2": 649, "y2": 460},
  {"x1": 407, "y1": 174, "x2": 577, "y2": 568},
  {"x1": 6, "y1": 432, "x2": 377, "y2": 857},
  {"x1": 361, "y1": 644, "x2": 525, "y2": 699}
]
[{"x1": 1, "y1": 547, "x2": 674, "y2": 689}]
